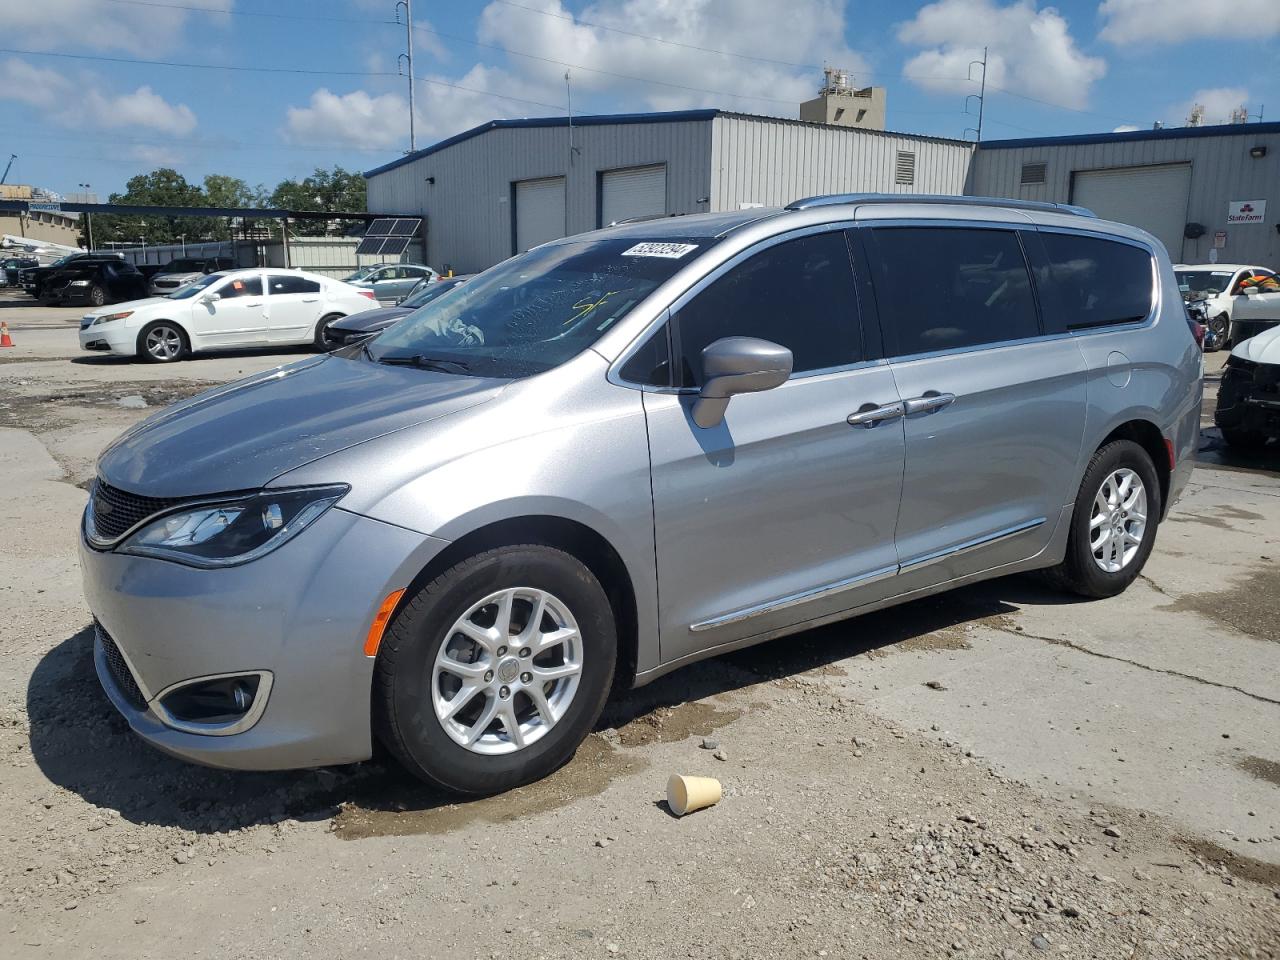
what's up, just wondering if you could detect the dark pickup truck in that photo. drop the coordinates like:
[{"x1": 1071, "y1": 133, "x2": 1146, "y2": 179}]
[{"x1": 20, "y1": 252, "x2": 125, "y2": 301}]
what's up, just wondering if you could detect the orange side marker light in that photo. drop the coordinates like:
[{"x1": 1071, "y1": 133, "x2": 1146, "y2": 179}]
[{"x1": 364, "y1": 589, "x2": 405, "y2": 657}]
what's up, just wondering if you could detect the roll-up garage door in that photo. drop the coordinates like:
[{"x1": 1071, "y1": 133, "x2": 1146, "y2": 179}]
[
  {"x1": 600, "y1": 165, "x2": 666, "y2": 227},
  {"x1": 1071, "y1": 163, "x2": 1191, "y2": 259},
  {"x1": 514, "y1": 176, "x2": 566, "y2": 253}
]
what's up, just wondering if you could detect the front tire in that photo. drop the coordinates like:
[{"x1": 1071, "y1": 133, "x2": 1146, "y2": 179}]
[
  {"x1": 373, "y1": 544, "x2": 617, "y2": 795},
  {"x1": 1044, "y1": 439, "x2": 1161, "y2": 598},
  {"x1": 137, "y1": 321, "x2": 189, "y2": 363},
  {"x1": 89, "y1": 285, "x2": 106, "y2": 307}
]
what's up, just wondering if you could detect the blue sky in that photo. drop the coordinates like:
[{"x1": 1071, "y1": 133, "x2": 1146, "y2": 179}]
[{"x1": 2, "y1": 0, "x2": 1277, "y2": 199}]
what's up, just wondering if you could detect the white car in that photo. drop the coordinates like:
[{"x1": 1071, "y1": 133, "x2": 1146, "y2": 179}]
[
  {"x1": 1174, "y1": 263, "x2": 1276, "y2": 345},
  {"x1": 79, "y1": 268, "x2": 376, "y2": 362}
]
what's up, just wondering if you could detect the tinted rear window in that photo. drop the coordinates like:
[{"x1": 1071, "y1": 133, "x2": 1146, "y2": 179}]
[
  {"x1": 1036, "y1": 233, "x2": 1154, "y2": 333},
  {"x1": 872, "y1": 227, "x2": 1039, "y2": 356}
]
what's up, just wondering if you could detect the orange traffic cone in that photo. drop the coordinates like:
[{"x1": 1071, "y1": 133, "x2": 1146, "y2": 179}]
[{"x1": 0, "y1": 322, "x2": 12, "y2": 348}]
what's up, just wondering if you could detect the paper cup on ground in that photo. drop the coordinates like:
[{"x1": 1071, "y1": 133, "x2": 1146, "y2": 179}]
[{"x1": 666, "y1": 774, "x2": 721, "y2": 816}]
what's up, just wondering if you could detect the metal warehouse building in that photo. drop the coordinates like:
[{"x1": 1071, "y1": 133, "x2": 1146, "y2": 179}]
[
  {"x1": 364, "y1": 109, "x2": 973, "y2": 274},
  {"x1": 969, "y1": 121, "x2": 1280, "y2": 267}
]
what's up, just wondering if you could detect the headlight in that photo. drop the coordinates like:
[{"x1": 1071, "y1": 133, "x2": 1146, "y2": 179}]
[
  {"x1": 70, "y1": 280, "x2": 90, "y2": 287},
  {"x1": 116, "y1": 485, "x2": 348, "y2": 567},
  {"x1": 91, "y1": 310, "x2": 133, "y2": 326}
]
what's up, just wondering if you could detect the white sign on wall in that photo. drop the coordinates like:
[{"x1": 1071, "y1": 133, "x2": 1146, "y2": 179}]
[{"x1": 1226, "y1": 199, "x2": 1266, "y2": 225}]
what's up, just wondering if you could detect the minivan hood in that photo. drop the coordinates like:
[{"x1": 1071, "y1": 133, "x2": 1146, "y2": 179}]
[
  {"x1": 1233, "y1": 324, "x2": 1280, "y2": 365},
  {"x1": 97, "y1": 354, "x2": 506, "y2": 498}
]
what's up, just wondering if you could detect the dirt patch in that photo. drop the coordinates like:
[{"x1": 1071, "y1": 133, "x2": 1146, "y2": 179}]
[
  {"x1": 1182, "y1": 836, "x2": 1280, "y2": 888},
  {"x1": 612, "y1": 699, "x2": 742, "y2": 748},
  {"x1": 895, "y1": 627, "x2": 974, "y2": 653},
  {"x1": 1238, "y1": 754, "x2": 1280, "y2": 788},
  {"x1": 1161, "y1": 566, "x2": 1280, "y2": 643},
  {"x1": 0, "y1": 380, "x2": 211, "y2": 431},
  {"x1": 332, "y1": 699, "x2": 742, "y2": 840}
]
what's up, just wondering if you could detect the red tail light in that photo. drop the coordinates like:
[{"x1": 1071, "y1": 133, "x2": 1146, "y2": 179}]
[
  {"x1": 358, "y1": 289, "x2": 375, "y2": 300},
  {"x1": 1187, "y1": 318, "x2": 1205, "y2": 349}
]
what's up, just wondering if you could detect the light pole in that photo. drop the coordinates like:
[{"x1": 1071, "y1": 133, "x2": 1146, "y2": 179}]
[
  {"x1": 78, "y1": 182, "x2": 94, "y2": 251},
  {"x1": 179, "y1": 234, "x2": 187, "y2": 256}
]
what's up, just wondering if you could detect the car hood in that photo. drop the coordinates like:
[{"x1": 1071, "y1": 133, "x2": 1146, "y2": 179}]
[
  {"x1": 85, "y1": 296, "x2": 172, "y2": 318},
  {"x1": 328, "y1": 306, "x2": 412, "y2": 332},
  {"x1": 153, "y1": 271, "x2": 200, "y2": 283},
  {"x1": 1232, "y1": 324, "x2": 1280, "y2": 365},
  {"x1": 96, "y1": 354, "x2": 506, "y2": 498}
]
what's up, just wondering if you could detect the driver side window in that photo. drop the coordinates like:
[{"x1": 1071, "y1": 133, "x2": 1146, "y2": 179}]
[
  {"x1": 671, "y1": 231, "x2": 863, "y2": 388},
  {"x1": 219, "y1": 276, "x2": 262, "y2": 299}
]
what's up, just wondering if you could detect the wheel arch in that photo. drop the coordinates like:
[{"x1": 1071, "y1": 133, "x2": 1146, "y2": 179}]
[
  {"x1": 1098, "y1": 418, "x2": 1170, "y2": 518},
  {"x1": 392, "y1": 514, "x2": 640, "y2": 692}
]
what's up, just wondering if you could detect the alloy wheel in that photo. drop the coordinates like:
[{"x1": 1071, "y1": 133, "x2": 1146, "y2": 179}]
[
  {"x1": 431, "y1": 587, "x2": 583, "y2": 755},
  {"x1": 1089, "y1": 468, "x2": 1147, "y2": 573},
  {"x1": 145, "y1": 325, "x2": 182, "y2": 361}
]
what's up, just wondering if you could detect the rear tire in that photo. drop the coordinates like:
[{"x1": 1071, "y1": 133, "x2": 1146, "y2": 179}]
[
  {"x1": 89, "y1": 285, "x2": 106, "y2": 307},
  {"x1": 137, "y1": 321, "x2": 189, "y2": 363},
  {"x1": 373, "y1": 544, "x2": 617, "y2": 795},
  {"x1": 1206, "y1": 314, "x2": 1229, "y2": 350},
  {"x1": 1220, "y1": 425, "x2": 1269, "y2": 450},
  {"x1": 1042, "y1": 439, "x2": 1161, "y2": 598},
  {"x1": 314, "y1": 313, "x2": 343, "y2": 350}
]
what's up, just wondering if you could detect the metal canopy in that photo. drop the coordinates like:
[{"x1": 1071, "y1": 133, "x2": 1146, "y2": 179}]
[{"x1": 0, "y1": 199, "x2": 414, "y2": 222}]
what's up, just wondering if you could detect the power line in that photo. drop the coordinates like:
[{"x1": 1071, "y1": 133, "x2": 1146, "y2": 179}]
[
  {"x1": 0, "y1": 47, "x2": 567, "y2": 111},
  {"x1": 99, "y1": 0, "x2": 398, "y2": 26}
]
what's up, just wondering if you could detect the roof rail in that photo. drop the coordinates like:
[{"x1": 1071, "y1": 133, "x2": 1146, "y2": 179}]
[{"x1": 785, "y1": 193, "x2": 1096, "y2": 218}]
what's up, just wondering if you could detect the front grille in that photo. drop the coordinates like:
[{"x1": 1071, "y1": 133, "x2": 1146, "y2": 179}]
[
  {"x1": 154, "y1": 279, "x2": 180, "y2": 288},
  {"x1": 96, "y1": 623, "x2": 148, "y2": 711},
  {"x1": 90, "y1": 479, "x2": 181, "y2": 543}
]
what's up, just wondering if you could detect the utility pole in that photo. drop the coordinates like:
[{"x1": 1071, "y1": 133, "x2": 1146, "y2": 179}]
[
  {"x1": 396, "y1": 0, "x2": 416, "y2": 152},
  {"x1": 965, "y1": 46, "x2": 987, "y2": 142},
  {"x1": 565, "y1": 70, "x2": 577, "y2": 166},
  {"x1": 78, "y1": 182, "x2": 94, "y2": 251}
]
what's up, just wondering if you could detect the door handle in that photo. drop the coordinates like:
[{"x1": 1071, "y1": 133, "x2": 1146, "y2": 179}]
[
  {"x1": 903, "y1": 391, "x2": 956, "y2": 415},
  {"x1": 847, "y1": 401, "x2": 905, "y2": 428},
  {"x1": 302, "y1": 297, "x2": 320, "y2": 302}
]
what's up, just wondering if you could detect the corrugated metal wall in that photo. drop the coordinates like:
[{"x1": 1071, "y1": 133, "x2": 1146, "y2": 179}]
[
  {"x1": 709, "y1": 115, "x2": 973, "y2": 208},
  {"x1": 366, "y1": 120, "x2": 714, "y2": 274},
  {"x1": 969, "y1": 129, "x2": 1280, "y2": 266}
]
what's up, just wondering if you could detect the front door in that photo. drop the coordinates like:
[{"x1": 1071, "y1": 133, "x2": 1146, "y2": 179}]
[
  {"x1": 199, "y1": 273, "x2": 267, "y2": 346},
  {"x1": 641, "y1": 229, "x2": 907, "y2": 664},
  {"x1": 265, "y1": 273, "x2": 324, "y2": 343},
  {"x1": 863, "y1": 224, "x2": 1087, "y2": 589}
]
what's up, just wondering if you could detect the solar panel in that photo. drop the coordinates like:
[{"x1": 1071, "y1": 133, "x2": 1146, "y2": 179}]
[
  {"x1": 379, "y1": 236, "x2": 412, "y2": 256},
  {"x1": 365, "y1": 219, "x2": 394, "y2": 237},
  {"x1": 390, "y1": 218, "x2": 421, "y2": 237},
  {"x1": 355, "y1": 236, "x2": 384, "y2": 255}
]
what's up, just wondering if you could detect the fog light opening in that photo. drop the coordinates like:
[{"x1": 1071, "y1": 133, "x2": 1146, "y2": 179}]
[{"x1": 154, "y1": 671, "x2": 272, "y2": 735}]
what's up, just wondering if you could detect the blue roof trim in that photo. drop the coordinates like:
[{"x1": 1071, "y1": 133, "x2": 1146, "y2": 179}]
[
  {"x1": 364, "y1": 109, "x2": 722, "y2": 178},
  {"x1": 979, "y1": 120, "x2": 1280, "y2": 150}
]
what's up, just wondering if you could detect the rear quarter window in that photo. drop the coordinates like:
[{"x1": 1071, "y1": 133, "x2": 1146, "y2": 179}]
[{"x1": 1034, "y1": 233, "x2": 1154, "y2": 334}]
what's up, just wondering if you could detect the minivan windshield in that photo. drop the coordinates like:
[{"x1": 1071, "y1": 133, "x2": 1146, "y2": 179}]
[
  {"x1": 167, "y1": 273, "x2": 223, "y2": 299},
  {"x1": 1176, "y1": 269, "x2": 1234, "y2": 299},
  {"x1": 368, "y1": 238, "x2": 711, "y2": 378}
]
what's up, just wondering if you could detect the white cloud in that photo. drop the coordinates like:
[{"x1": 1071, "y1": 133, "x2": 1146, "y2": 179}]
[
  {"x1": 3, "y1": 0, "x2": 232, "y2": 54},
  {"x1": 475, "y1": 0, "x2": 866, "y2": 115},
  {"x1": 1100, "y1": 0, "x2": 1280, "y2": 44},
  {"x1": 897, "y1": 0, "x2": 1106, "y2": 109},
  {"x1": 1170, "y1": 87, "x2": 1250, "y2": 126},
  {"x1": 128, "y1": 144, "x2": 185, "y2": 167},
  {"x1": 284, "y1": 89, "x2": 410, "y2": 149},
  {"x1": 0, "y1": 58, "x2": 198, "y2": 135}
]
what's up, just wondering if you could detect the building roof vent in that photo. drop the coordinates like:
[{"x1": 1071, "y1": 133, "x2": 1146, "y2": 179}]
[
  {"x1": 1020, "y1": 161, "x2": 1047, "y2": 185},
  {"x1": 894, "y1": 150, "x2": 916, "y2": 186}
]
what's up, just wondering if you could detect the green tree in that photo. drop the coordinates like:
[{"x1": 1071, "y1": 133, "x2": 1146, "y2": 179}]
[
  {"x1": 202, "y1": 174, "x2": 266, "y2": 240},
  {"x1": 268, "y1": 166, "x2": 367, "y2": 236},
  {"x1": 94, "y1": 168, "x2": 215, "y2": 245}
]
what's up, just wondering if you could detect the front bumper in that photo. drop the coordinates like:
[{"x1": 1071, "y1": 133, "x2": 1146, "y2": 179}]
[
  {"x1": 80, "y1": 505, "x2": 447, "y2": 770},
  {"x1": 1215, "y1": 362, "x2": 1280, "y2": 440},
  {"x1": 79, "y1": 323, "x2": 136, "y2": 356}
]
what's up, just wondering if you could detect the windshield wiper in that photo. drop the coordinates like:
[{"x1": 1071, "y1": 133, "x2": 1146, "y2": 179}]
[{"x1": 374, "y1": 353, "x2": 472, "y2": 374}]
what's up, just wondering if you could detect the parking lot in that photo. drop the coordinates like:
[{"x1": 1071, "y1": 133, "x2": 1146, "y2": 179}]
[{"x1": 1, "y1": 289, "x2": 1278, "y2": 958}]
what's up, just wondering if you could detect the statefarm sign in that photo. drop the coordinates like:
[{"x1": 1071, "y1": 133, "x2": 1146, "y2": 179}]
[{"x1": 1226, "y1": 199, "x2": 1267, "y2": 225}]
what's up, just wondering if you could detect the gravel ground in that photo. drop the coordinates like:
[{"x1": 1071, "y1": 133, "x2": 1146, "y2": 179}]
[{"x1": 1, "y1": 296, "x2": 1277, "y2": 958}]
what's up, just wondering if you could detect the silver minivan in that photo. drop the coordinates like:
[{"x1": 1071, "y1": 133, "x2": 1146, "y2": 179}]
[{"x1": 80, "y1": 195, "x2": 1202, "y2": 794}]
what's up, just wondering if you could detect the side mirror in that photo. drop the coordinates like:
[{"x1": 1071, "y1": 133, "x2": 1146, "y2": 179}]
[
  {"x1": 691, "y1": 336, "x2": 793, "y2": 428},
  {"x1": 201, "y1": 292, "x2": 221, "y2": 303}
]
